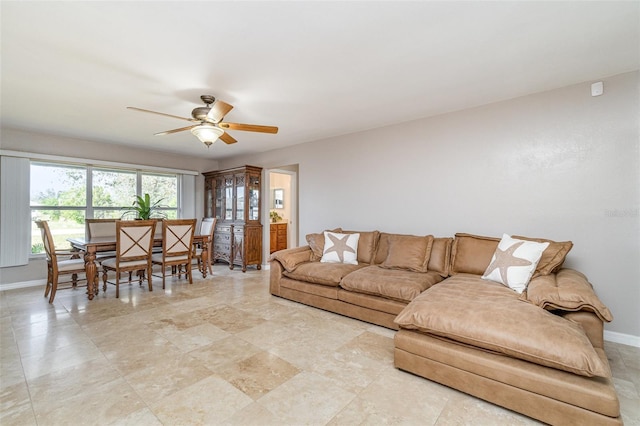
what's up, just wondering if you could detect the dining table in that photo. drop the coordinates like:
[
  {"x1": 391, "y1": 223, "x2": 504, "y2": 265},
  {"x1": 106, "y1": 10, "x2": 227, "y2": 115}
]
[{"x1": 67, "y1": 234, "x2": 211, "y2": 300}]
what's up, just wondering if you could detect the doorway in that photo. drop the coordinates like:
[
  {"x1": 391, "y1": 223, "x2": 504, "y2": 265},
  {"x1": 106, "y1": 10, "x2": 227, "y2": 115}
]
[{"x1": 265, "y1": 167, "x2": 298, "y2": 265}]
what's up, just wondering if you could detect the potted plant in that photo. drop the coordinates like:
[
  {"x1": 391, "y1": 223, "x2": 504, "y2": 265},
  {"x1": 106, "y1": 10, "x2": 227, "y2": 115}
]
[
  {"x1": 270, "y1": 210, "x2": 283, "y2": 223},
  {"x1": 121, "y1": 193, "x2": 167, "y2": 220}
]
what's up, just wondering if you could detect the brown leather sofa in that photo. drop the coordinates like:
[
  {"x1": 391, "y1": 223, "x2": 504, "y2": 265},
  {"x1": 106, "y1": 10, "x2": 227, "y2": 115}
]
[{"x1": 269, "y1": 231, "x2": 621, "y2": 425}]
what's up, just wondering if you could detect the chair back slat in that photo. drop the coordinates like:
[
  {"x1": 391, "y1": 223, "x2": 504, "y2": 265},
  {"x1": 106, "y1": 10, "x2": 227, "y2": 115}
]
[
  {"x1": 116, "y1": 220, "x2": 156, "y2": 264},
  {"x1": 162, "y1": 219, "x2": 196, "y2": 259}
]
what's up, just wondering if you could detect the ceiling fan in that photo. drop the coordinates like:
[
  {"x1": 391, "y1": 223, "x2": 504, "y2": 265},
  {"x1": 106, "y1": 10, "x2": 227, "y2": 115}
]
[{"x1": 127, "y1": 95, "x2": 278, "y2": 147}]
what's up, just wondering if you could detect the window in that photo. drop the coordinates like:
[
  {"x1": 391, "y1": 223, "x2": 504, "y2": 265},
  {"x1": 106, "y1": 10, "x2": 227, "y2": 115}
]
[
  {"x1": 30, "y1": 161, "x2": 179, "y2": 254},
  {"x1": 30, "y1": 163, "x2": 86, "y2": 254},
  {"x1": 92, "y1": 168, "x2": 136, "y2": 218},
  {"x1": 141, "y1": 173, "x2": 178, "y2": 219}
]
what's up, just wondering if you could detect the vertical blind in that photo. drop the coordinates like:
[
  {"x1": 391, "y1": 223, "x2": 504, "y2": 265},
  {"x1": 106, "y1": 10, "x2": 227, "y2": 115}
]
[{"x1": 0, "y1": 156, "x2": 31, "y2": 267}]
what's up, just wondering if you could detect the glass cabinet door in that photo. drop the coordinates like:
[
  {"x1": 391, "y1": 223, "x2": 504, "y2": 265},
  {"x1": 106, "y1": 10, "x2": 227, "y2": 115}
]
[
  {"x1": 214, "y1": 178, "x2": 223, "y2": 219},
  {"x1": 224, "y1": 176, "x2": 233, "y2": 221},
  {"x1": 249, "y1": 175, "x2": 260, "y2": 221},
  {"x1": 235, "y1": 174, "x2": 245, "y2": 221},
  {"x1": 205, "y1": 188, "x2": 213, "y2": 218}
]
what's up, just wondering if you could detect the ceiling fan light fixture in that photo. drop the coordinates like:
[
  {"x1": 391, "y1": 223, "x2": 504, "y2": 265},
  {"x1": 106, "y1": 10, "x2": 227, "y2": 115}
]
[{"x1": 191, "y1": 124, "x2": 224, "y2": 147}]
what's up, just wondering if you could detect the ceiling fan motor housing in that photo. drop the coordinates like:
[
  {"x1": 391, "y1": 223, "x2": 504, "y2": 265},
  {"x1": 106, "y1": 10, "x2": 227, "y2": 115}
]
[
  {"x1": 192, "y1": 95, "x2": 217, "y2": 121},
  {"x1": 192, "y1": 107, "x2": 212, "y2": 121}
]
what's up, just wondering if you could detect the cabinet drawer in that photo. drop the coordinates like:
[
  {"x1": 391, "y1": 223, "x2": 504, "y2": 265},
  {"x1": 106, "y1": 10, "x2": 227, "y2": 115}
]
[
  {"x1": 214, "y1": 233, "x2": 231, "y2": 243},
  {"x1": 216, "y1": 225, "x2": 232, "y2": 233},
  {"x1": 214, "y1": 243, "x2": 231, "y2": 253}
]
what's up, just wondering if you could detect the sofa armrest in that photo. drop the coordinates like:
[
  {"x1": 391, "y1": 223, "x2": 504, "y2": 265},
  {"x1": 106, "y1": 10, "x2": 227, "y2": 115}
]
[
  {"x1": 269, "y1": 246, "x2": 313, "y2": 296},
  {"x1": 269, "y1": 245, "x2": 313, "y2": 272},
  {"x1": 558, "y1": 310, "x2": 605, "y2": 349},
  {"x1": 270, "y1": 258, "x2": 285, "y2": 296},
  {"x1": 524, "y1": 268, "x2": 613, "y2": 323}
]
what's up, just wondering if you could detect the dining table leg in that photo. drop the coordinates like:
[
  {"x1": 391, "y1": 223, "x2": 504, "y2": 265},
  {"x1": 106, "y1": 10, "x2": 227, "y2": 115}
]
[
  {"x1": 84, "y1": 248, "x2": 97, "y2": 300},
  {"x1": 200, "y1": 243, "x2": 208, "y2": 278}
]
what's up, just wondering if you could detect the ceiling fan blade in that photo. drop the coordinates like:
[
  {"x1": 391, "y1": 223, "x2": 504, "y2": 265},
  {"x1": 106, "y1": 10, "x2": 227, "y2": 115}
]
[
  {"x1": 154, "y1": 125, "x2": 197, "y2": 136},
  {"x1": 218, "y1": 122, "x2": 278, "y2": 134},
  {"x1": 127, "y1": 106, "x2": 196, "y2": 122},
  {"x1": 206, "y1": 100, "x2": 234, "y2": 123},
  {"x1": 220, "y1": 132, "x2": 237, "y2": 144}
]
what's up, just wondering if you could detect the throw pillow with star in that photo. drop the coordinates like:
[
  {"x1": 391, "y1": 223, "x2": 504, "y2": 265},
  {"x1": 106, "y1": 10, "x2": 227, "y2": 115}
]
[
  {"x1": 320, "y1": 231, "x2": 360, "y2": 265},
  {"x1": 481, "y1": 234, "x2": 549, "y2": 293}
]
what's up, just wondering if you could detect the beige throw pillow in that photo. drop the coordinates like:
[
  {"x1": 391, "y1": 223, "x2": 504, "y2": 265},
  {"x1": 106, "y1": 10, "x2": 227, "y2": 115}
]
[
  {"x1": 380, "y1": 234, "x2": 434, "y2": 272},
  {"x1": 512, "y1": 235, "x2": 573, "y2": 277},
  {"x1": 450, "y1": 233, "x2": 500, "y2": 275}
]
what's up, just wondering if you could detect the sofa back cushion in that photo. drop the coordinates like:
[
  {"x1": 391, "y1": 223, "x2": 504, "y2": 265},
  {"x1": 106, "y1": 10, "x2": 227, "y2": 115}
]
[
  {"x1": 428, "y1": 237, "x2": 453, "y2": 277},
  {"x1": 380, "y1": 234, "x2": 434, "y2": 273},
  {"x1": 512, "y1": 235, "x2": 573, "y2": 277},
  {"x1": 450, "y1": 233, "x2": 500, "y2": 275},
  {"x1": 342, "y1": 230, "x2": 381, "y2": 264},
  {"x1": 450, "y1": 232, "x2": 574, "y2": 277}
]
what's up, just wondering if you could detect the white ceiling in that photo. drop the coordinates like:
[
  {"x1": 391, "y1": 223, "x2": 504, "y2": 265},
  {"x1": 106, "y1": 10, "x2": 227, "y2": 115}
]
[{"x1": 2, "y1": 1, "x2": 638, "y2": 160}]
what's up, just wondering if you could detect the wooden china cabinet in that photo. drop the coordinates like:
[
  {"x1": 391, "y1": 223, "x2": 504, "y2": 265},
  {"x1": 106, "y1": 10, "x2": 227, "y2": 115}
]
[{"x1": 203, "y1": 165, "x2": 263, "y2": 272}]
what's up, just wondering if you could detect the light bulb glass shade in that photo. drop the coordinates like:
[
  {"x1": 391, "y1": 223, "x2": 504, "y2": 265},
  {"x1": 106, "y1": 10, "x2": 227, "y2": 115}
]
[{"x1": 191, "y1": 124, "x2": 224, "y2": 146}]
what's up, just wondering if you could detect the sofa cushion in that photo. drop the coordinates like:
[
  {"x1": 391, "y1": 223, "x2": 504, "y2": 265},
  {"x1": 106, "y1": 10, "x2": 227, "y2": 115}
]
[
  {"x1": 481, "y1": 234, "x2": 549, "y2": 293},
  {"x1": 450, "y1": 233, "x2": 500, "y2": 275},
  {"x1": 523, "y1": 269, "x2": 613, "y2": 322},
  {"x1": 321, "y1": 231, "x2": 360, "y2": 264},
  {"x1": 343, "y1": 230, "x2": 380, "y2": 264},
  {"x1": 428, "y1": 237, "x2": 453, "y2": 277},
  {"x1": 280, "y1": 277, "x2": 339, "y2": 299},
  {"x1": 512, "y1": 235, "x2": 573, "y2": 277},
  {"x1": 380, "y1": 234, "x2": 434, "y2": 272},
  {"x1": 283, "y1": 261, "x2": 365, "y2": 286},
  {"x1": 373, "y1": 232, "x2": 394, "y2": 265},
  {"x1": 394, "y1": 274, "x2": 610, "y2": 378},
  {"x1": 451, "y1": 232, "x2": 574, "y2": 278},
  {"x1": 338, "y1": 289, "x2": 408, "y2": 315},
  {"x1": 341, "y1": 265, "x2": 444, "y2": 303},
  {"x1": 306, "y1": 228, "x2": 342, "y2": 261}
]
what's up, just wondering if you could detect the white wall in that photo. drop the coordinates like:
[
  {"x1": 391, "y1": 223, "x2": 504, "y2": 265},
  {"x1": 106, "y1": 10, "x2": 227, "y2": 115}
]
[{"x1": 219, "y1": 71, "x2": 640, "y2": 339}]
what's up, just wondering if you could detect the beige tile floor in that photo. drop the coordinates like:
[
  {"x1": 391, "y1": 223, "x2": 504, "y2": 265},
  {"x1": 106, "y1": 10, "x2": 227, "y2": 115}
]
[{"x1": 1, "y1": 267, "x2": 639, "y2": 425}]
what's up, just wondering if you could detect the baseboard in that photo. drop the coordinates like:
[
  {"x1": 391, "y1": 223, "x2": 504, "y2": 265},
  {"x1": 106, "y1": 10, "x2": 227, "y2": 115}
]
[
  {"x1": 604, "y1": 330, "x2": 640, "y2": 348},
  {"x1": 0, "y1": 279, "x2": 45, "y2": 291}
]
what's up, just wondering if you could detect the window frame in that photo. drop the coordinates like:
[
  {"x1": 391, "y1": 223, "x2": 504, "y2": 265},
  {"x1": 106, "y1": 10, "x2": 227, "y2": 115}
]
[{"x1": 29, "y1": 161, "x2": 180, "y2": 257}]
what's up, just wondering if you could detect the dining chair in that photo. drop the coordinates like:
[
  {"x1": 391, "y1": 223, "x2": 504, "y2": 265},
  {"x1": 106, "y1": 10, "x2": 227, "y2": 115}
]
[
  {"x1": 85, "y1": 218, "x2": 118, "y2": 260},
  {"x1": 85, "y1": 218, "x2": 117, "y2": 239},
  {"x1": 101, "y1": 220, "x2": 156, "y2": 298},
  {"x1": 194, "y1": 217, "x2": 216, "y2": 276},
  {"x1": 152, "y1": 219, "x2": 196, "y2": 289},
  {"x1": 150, "y1": 219, "x2": 164, "y2": 254},
  {"x1": 35, "y1": 220, "x2": 87, "y2": 303}
]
